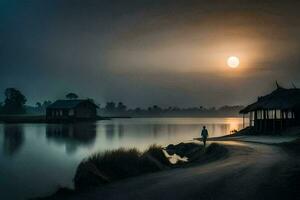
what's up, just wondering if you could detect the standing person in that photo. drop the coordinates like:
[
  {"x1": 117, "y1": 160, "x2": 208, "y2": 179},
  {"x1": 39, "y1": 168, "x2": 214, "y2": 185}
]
[{"x1": 201, "y1": 126, "x2": 209, "y2": 147}]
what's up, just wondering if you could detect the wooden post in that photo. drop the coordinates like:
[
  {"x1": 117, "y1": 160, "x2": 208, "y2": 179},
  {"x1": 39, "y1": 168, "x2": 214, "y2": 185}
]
[
  {"x1": 273, "y1": 109, "x2": 276, "y2": 133},
  {"x1": 263, "y1": 110, "x2": 267, "y2": 132},
  {"x1": 293, "y1": 111, "x2": 295, "y2": 125},
  {"x1": 259, "y1": 110, "x2": 263, "y2": 132},
  {"x1": 254, "y1": 111, "x2": 257, "y2": 131},
  {"x1": 286, "y1": 110, "x2": 289, "y2": 127},
  {"x1": 280, "y1": 110, "x2": 283, "y2": 130},
  {"x1": 268, "y1": 109, "x2": 270, "y2": 130},
  {"x1": 284, "y1": 110, "x2": 286, "y2": 126}
]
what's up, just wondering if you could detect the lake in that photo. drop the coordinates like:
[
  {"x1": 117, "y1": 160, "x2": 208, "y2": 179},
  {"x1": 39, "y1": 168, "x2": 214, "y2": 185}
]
[{"x1": 0, "y1": 117, "x2": 247, "y2": 200}]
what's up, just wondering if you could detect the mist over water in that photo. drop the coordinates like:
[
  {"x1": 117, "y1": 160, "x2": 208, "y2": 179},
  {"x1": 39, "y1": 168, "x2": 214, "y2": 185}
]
[{"x1": 0, "y1": 117, "x2": 247, "y2": 200}]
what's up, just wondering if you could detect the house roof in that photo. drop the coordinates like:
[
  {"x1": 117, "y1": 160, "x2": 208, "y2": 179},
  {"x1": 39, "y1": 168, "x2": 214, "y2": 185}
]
[
  {"x1": 240, "y1": 85, "x2": 300, "y2": 114},
  {"x1": 47, "y1": 99, "x2": 99, "y2": 109}
]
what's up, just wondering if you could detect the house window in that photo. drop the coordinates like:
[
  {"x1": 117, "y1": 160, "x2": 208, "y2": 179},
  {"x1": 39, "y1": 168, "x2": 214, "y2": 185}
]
[
  {"x1": 69, "y1": 109, "x2": 74, "y2": 116},
  {"x1": 60, "y1": 110, "x2": 63, "y2": 116}
]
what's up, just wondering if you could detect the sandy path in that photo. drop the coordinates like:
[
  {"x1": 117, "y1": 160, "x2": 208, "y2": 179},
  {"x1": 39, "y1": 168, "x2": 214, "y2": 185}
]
[{"x1": 60, "y1": 140, "x2": 294, "y2": 200}]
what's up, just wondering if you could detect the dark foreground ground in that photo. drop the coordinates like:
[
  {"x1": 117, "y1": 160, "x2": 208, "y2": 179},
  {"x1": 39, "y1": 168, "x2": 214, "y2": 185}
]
[{"x1": 40, "y1": 136, "x2": 300, "y2": 200}]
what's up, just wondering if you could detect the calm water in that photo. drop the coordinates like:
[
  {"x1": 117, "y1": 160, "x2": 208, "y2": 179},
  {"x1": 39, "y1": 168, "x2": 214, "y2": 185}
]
[{"x1": 0, "y1": 117, "x2": 247, "y2": 200}]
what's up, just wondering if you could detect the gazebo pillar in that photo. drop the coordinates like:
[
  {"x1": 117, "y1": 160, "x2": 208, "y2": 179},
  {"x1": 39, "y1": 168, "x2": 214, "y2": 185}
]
[
  {"x1": 254, "y1": 110, "x2": 258, "y2": 131},
  {"x1": 263, "y1": 109, "x2": 267, "y2": 132},
  {"x1": 280, "y1": 110, "x2": 283, "y2": 130},
  {"x1": 259, "y1": 110, "x2": 263, "y2": 132},
  {"x1": 273, "y1": 109, "x2": 276, "y2": 133},
  {"x1": 285, "y1": 110, "x2": 288, "y2": 127}
]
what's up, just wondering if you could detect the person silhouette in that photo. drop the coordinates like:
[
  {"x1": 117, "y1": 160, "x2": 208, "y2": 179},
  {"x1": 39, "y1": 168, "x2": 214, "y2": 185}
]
[{"x1": 201, "y1": 126, "x2": 209, "y2": 147}]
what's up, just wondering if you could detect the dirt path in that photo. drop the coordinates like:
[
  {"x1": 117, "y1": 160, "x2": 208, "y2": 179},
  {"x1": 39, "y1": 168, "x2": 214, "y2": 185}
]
[{"x1": 57, "y1": 140, "x2": 298, "y2": 200}]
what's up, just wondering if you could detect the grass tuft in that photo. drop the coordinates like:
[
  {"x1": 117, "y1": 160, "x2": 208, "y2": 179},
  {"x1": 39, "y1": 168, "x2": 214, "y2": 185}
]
[
  {"x1": 74, "y1": 143, "x2": 228, "y2": 190},
  {"x1": 74, "y1": 145, "x2": 168, "y2": 190}
]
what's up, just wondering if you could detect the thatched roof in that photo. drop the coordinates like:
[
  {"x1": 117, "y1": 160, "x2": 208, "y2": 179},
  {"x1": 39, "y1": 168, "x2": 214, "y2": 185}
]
[{"x1": 240, "y1": 84, "x2": 300, "y2": 114}]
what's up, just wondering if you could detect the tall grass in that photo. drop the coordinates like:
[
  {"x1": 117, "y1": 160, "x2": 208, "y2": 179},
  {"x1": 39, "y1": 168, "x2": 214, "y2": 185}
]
[
  {"x1": 74, "y1": 145, "x2": 169, "y2": 190},
  {"x1": 74, "y1": 143, "x2": 228, "y2": 190}
]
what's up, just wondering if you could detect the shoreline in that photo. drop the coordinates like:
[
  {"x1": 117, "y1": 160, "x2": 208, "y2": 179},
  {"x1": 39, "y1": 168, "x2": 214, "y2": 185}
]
[
  {"x1": 36, "y1": 127, "x2": 300, "y2": 200},
  {"x1": 35, "y1": 142, "x2": 229, "y2": 200},
  {"x1": 0, "y1": 115, "x2": 243, "y2": 123}
]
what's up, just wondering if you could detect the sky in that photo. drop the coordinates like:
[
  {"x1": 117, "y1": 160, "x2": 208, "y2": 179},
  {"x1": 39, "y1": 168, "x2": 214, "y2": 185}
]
[{"x1": 1, "y1": 0, "x2": 300, "y2": 108}]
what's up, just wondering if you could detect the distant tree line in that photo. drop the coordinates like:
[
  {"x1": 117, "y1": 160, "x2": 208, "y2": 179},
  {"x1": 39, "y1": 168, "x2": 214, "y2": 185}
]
[
  {"x1": 0, "y1": 88, "x2": 244, "y2": 117},
  {"x1": 0, "y1": 89, "x2": 82, "y2": 115},
  {"x1": 99, "y1": 102, "x2": 244, "y2": 117}
]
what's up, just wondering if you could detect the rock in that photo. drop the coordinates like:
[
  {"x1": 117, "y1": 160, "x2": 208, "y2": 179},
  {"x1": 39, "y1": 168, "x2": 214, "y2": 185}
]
[{"x1": 165, "y1": 142, "x2": 202, "y2": 158}]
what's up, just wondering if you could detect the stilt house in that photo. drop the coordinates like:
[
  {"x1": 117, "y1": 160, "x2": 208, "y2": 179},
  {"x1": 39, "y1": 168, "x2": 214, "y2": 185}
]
[
  {"x1": 46, "y1": 99, "x2": 98, "y2": 122},
  {"x1": 240, "y1": 83, "x2": 300, "y2": 132}
]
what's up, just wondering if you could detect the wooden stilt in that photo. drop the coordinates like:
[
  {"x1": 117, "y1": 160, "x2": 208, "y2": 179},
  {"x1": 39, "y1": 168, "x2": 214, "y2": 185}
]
[
  {"x1": 254, "y1": 111, "x2": 258, "y2": 131},
  {"x1": 280, "y1": 110, "x2": 283, "y2": 130},
  {"x1": 264, "y1": 110, "x2": 267, "y2": 132},
  {"x1": 273, "y1": 110, "x2": 276, "y2": 133}
]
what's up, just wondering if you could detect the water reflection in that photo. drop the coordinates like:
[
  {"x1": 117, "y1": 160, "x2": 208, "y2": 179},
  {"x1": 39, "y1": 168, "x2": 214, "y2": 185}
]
[
  {"x1": 99, "y1": 118, "x2": 247, "y2": 150},
  {"x1": 0, "y1": 117, "x2": 247, "y2": 200},
  {"x1": 3, "y1": 124, "x2": 24, "y2": 156},
  {"x1": 118, "y1": 124, "x2": 124, "y2": 137},
  {"x1": 46, "y1": 123, "x2": 96, "y2": 154},
  {"x1": 104, "y1": 124, "x2": 116, "y2": 140}
]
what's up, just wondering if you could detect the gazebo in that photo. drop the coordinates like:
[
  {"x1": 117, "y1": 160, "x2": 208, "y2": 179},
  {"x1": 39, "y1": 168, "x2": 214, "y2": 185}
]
[{"x1": 240, "y1": 83, "x2": 300, "y2": 133}]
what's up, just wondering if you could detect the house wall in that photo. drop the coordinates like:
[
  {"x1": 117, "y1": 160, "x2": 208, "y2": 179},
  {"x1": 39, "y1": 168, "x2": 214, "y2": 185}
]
[
  {"x1": 74, "y1": 103, "x2": 97, "y2": 119},
  {"x1": 46, "y1": 109, "x2": 70, "y2": 120},
  {"x1": 75, "y1": 103, "x2": 97, "y2": 119},
  {"x1": 46, "y1": 102, "x2": 97, "y2": 122},
  {"x1": 295, "y1": 109, "x2": 300, "y2": 125}
]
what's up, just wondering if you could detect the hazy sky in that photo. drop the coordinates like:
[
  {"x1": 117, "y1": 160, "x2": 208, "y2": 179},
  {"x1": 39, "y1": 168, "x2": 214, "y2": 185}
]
[{"x1": 1, "y1": 0, "x2": 300, "y2": 107}]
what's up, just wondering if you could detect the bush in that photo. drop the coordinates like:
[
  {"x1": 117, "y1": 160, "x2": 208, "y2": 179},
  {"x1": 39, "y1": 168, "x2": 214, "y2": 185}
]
[{"x1": 88, "y1": 148, "x2": 141, "y2": 180}]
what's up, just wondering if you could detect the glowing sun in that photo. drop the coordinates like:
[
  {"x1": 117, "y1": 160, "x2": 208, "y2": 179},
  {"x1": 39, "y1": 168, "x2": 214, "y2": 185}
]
[{"x1": 227, "y1": 56, "x2": 240, "y2": 68}]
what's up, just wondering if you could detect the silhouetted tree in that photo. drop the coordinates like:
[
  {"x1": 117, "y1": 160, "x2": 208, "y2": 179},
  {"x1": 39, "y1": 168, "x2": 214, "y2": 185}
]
[
  {"x1": 2, "y1": 88, "x2": 27, "y2": 114},
  {"x1": 105, "y1": 102, "x2": 116, "y2": 112},
  {"x1": 35, "y1": 102, "x2": 43, "y2": 113},
  {"x1": 117, "y1": 102, "x2": 127, "y2": 112},
  {"x1": 66, "y1": 93, "x2": 79, "y2": 100},
  {"x1": 32, "y1": 100, "x2": 52, "y2": 113},
  {"x1": 134, "y1": 107, "x2": 141, "y2": 112},
  {"x1": 36, "y1": 102, "x2": 42, "y2": 108},
  {"x1": 42, "y1": 100, "x2": 52, "y2": 108},
  {"x1": 152, "y1": 105, "x2": 162, "y2": 112},
  {"x1": 208, "y1": 107, "x2": 216, "y2": 111}
]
